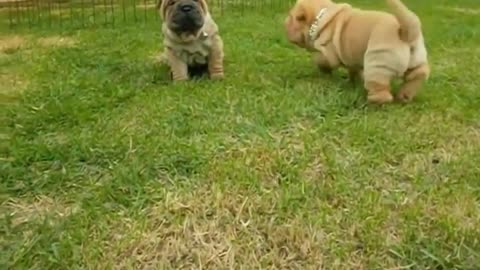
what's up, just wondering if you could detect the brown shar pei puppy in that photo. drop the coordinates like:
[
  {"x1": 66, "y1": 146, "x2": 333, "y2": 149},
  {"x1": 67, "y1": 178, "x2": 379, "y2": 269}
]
[
  {"x1": 284, "y1": 0, "x2": 430, "y2": 104},
  {"x1": 158, "y1": 0, "x2": 224, "y2": 81}
]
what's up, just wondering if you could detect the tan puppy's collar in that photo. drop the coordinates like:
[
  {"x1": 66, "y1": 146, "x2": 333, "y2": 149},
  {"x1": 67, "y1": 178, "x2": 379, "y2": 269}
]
[
  {"x1": 308, "y1": 8, "x2": 328, "y2": 41},
  {"x1": 307, "y1": 4, "x2": 352, "y2": 42}
]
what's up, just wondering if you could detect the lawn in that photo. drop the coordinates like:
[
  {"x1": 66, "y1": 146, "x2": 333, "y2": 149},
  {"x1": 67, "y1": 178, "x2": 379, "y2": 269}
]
[{"x1": 1, "y1": 0, "x2": 480, "y2": 269}]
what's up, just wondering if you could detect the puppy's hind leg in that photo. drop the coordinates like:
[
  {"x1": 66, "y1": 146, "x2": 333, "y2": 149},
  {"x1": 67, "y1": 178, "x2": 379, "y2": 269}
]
[
  {"x1": 364, "y1": 72, "x2": 394, "y2": 104},
  {"x1": 396, "y1": 63, "x2": 430, "y2": 103},
  {"x1": 363, "y1": 58, "x2": 397, "y2": 104},
  {"x1": 364, "y1": 81, "x2": 394, "y2": 104}
]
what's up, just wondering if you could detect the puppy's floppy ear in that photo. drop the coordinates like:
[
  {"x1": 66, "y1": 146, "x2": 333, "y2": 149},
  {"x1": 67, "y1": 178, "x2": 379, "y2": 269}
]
[
  {"x1": 293, "y1": 4, "x2": 306, "y2": 22},
  {"x1": 156, "y1": 0, "x2": 163, "y2": 10},
  {"x1": 198, "y1": 0, "x2": 209, "y2": 14},
  {"x1": 296, "y1": 5, "x2": 312, "y2": 26},
  {"x1": 157, "y1": 0, "x2": 167, "y2": 19}
]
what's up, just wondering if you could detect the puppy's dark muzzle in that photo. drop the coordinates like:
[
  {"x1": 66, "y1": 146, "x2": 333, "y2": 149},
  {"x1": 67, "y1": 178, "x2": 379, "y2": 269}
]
[{"x1": 169, "y1": 2, "x2": 204, "y2": 33}]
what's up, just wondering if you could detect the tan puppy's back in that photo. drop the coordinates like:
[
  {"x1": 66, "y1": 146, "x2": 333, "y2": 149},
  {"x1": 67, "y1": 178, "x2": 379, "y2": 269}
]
[
  {"x1": 338, "y1": 10, "x2": 395, "y2": 67},
  {"x1": 332, "y1": 9, "x2": 404, "y2": 69}
]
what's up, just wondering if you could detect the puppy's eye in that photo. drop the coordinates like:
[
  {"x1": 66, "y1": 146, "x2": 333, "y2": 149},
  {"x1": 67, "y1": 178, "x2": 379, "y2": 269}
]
[
  {"x1": 296, "y1": 15, "x2": 306, "y2": 22},
  {"x1": 168, "y1": 0, "x2": 175, "y2": 5}
]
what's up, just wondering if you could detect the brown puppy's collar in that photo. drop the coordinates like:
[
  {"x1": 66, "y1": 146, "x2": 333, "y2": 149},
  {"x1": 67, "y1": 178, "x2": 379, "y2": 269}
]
[
  {"x1": 308, "y1": 8, "x2": 328, "y2": 41},
  {"x1": 164, "y1": 28, "x2": 209, "y2": 43},
  {"x1": 308, "y1": 4, "x2": 352, "y2": 42}
]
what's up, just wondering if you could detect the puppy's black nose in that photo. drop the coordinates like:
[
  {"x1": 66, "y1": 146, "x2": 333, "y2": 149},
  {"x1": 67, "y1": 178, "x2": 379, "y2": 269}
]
[{"x1": 180, "y1": 4, "x2": 193, "y2": 12}]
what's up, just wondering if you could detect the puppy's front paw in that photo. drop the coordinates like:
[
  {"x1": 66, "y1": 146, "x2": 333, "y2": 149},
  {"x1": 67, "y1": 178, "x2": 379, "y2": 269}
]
[
  {"x1": 172, "y1": 76, "x2": 189, "y2": 82},
  {"x1": 367, "y1": 92, "x2": 394, "y2": 104},
  {"x1": 171, "y1": 72, "x2": 188, "y2": 81},
  {"x1": 210, "y1": 72, "x2": 224, "y2": 80},
  {"x1": 395, "y1": 92, "x2": 414, "y2": 103}
]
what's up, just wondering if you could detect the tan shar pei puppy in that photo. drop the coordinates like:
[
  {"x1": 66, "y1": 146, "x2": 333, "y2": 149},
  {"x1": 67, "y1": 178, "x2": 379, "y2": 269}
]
[
  {"x1": 158, "y1": 0, "x2": 224, "y2": 81},
  {"x1": 285, "y1": 0, "x2": 430, "y2": 104}
]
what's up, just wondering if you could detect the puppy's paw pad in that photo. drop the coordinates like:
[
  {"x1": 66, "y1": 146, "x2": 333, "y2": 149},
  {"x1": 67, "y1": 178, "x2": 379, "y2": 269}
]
[
  {"x1": 210, "y1": 73, "x2": 224, "y2": 80},
  {"x1": 172, "y1": 76, "x2": 189, "y2": 82},
  {"x1": 396, "y1": 92, "x2": 414, "y2": 103},
  {"x1": 367, "y1": 92, "x2": 394, "y2": 104}
]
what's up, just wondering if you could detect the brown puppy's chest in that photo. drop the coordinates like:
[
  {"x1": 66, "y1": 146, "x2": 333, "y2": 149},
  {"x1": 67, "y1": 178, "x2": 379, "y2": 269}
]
[{"x1": 170, "y1": 38, "x2": 213, "y2": 66}]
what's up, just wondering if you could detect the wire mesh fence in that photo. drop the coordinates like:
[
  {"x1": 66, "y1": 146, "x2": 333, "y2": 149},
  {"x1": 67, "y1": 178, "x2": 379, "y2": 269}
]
[{"x1": 1, "y1": 0, "x2": 295, "y2": 28}]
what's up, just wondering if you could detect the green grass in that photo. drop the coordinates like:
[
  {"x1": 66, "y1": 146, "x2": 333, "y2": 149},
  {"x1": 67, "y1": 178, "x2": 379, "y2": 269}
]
[{"x1": 1, "y1": 0, "x2": 480, "y2": 268}]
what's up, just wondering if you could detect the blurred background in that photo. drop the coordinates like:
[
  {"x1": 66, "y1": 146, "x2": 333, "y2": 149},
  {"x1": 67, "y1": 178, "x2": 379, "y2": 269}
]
[{"x1": 1, "y1": 0, "x2": 296, "y2": 28}]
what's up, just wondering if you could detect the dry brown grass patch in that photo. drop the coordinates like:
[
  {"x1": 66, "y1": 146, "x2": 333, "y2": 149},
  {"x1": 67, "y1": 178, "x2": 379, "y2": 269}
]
[
  {"x1": 434, "y1": 196, "x2": 480, "y2": 231},
  {"x1": 37, "y1": 35, "x2": 77, "y2": 47},
  {"x1": 399, "y1": 126, "x2": 480, "y2": 175},
  {"x1": 439, "y1": 6, "x2": 480, "y2": 15},
  {"x1": 0, "y1": 35, "x2": 25, "y2": 53},
  {"x1": 49, "y1": 9, "x2": 72, "y2": 18},
  {"x1": 0, "y1": 72, "x2": 28, "y2": 96},
  {"x1": 2, "y1": 195, "x2": 78, "y2": 226},
  {"x1": 100, "y1": 187, "x2": 328, "y2": 269},
  {"x1": 137, "y1": 3, "x2": 156, "y2": 9}
]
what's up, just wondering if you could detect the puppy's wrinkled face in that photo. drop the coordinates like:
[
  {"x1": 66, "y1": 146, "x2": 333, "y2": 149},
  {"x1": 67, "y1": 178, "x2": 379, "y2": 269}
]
[
  {"x1": 284, "y1": 0, "x2": 330, "y2": 48},
  {"x1": 284, "y1": 3, "x2": 309, "y2": 47},
  {"x1": 160, "y1": 0, "x2": 208, "y2": 34}
]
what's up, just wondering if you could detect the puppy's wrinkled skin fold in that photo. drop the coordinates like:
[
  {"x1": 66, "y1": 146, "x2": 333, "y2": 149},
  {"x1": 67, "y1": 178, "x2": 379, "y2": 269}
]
[
  {"x1": 285, "y1": 0, "x2": 430, "y2": 104},
  {"x1": 158, "y1": 0, "x2": 224, "y2": 81}
]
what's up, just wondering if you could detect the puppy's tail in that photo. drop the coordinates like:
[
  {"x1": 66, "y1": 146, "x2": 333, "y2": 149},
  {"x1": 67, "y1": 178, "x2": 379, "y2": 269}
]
[{"x1": 386, "y1": 0, "x2": 421, "y2": 43}]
